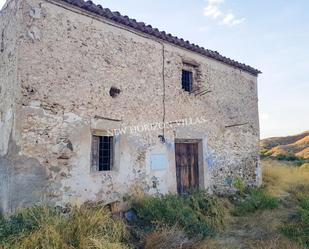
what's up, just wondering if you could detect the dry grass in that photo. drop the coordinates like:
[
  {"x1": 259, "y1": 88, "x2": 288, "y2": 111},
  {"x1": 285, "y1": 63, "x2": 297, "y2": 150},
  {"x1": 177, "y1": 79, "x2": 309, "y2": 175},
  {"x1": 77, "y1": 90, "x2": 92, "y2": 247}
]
[
  {"x1": 262, "y1": 159, "x2": 309, "y2": 196},
  {"x1": 142, "y1": 159, "x2": 309, "y2": 249},
  {"x1": 144, "y1": 227, "x2": 228, "y2": 249},
  {"x1": 198, "y1": 159, "x2": 309, "y2": 249},
  {"x1": 144, "y1": 226, "x2": 190, "y2": 249},
  {"x1": 300, "y1": 163, "x2": 309, "y2": 171},
  {"x1": 154, "y1": 236, "x2": 308, "y2": 249},
  {"x1": 243, "y1": 237, "x2": 307, "y2": 249},
  {"x1": 189, "y1": 239, "x2": 228, "y2": 249},
  {"x1": 0, "y1": 205, "x2": 130, "y2": 249},
  {"x1": 190, "y1": 237, "x2": 306, "y2": 249}
]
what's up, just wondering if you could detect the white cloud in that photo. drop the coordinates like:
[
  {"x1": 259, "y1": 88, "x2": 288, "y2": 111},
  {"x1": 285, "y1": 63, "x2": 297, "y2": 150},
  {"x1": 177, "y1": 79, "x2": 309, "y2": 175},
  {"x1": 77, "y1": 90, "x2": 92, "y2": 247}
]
[
  {"x1": 198, "y1": 26, "x2": 211, "y2": 32},
  {"x1": 204, "y1": 5, "x2": 223, "y2": 19},
  {"x1": 222, "y1": 13, "x2": 245, "y2": 26},
  {"x1": 203, "y1": 0, "x2": 245, "y2": 26}
]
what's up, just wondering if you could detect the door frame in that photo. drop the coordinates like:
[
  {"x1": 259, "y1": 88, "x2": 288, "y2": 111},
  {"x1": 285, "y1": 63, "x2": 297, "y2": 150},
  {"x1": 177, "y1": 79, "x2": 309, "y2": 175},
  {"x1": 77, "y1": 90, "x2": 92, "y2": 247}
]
[{"x1": 174, "y1": 139, "x2": 205, "y2": 193}]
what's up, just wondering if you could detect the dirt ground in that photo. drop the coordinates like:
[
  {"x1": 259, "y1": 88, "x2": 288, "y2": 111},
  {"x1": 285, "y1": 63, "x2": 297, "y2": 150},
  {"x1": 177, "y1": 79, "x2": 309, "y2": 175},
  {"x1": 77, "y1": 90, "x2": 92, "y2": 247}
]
[{"x1": 195, "y1": 159, "x2": 309, "y2": 249}]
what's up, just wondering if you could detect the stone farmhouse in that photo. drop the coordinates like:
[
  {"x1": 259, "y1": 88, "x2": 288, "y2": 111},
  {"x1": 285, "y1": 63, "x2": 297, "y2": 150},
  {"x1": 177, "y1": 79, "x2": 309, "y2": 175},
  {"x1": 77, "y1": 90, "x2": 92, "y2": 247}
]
[{"x1": 0, "y1": 0, "x2": 261, "y2": 213}]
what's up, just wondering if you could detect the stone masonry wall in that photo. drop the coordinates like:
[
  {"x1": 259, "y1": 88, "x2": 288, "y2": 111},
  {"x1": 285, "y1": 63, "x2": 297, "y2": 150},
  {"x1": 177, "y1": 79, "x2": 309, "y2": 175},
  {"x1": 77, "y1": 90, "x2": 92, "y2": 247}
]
[
  {"x1": 0, "y1": 0, "x2": 261, "y2": 212},
  {"x1": 0, "y1": 0, "x2": 22, "y2": 213}
]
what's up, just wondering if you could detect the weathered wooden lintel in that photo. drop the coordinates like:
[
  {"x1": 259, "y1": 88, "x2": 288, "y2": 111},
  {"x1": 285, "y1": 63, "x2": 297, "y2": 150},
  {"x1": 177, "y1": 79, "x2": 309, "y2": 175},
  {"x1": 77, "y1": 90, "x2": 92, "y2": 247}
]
[{"x1": 94, "y1": 115, "x2": 122, "y2": 122}]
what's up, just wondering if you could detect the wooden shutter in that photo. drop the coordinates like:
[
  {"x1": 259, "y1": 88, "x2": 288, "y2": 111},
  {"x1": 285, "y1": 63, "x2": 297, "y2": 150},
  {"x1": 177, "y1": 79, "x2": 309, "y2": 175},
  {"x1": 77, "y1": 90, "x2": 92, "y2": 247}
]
[{"x1": 91, "y1": 135, "x2": 100, "y2": 172}]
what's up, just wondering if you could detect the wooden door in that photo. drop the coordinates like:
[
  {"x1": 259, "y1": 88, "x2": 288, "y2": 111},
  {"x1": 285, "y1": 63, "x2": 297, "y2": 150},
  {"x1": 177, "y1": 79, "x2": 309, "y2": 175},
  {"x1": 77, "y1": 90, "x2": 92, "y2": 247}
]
[{"x1": 175, "y1": 142, "x2": 199, "y2": 194}]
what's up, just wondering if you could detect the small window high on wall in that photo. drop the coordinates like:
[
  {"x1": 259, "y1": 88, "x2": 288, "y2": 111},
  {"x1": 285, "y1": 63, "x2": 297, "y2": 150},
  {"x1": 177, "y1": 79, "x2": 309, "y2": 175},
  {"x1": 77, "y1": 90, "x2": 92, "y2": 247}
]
[
  {"x1": 182, "y1": 70, "x2": 193, "y2": 92},
  {"x1": 91, "y1": 135, "x2": 113, "y2": 171}
]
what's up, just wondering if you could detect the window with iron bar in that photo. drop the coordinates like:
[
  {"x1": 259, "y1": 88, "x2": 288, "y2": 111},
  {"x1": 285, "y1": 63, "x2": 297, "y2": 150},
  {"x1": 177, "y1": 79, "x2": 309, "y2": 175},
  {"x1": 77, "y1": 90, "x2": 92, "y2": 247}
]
[
  {"x1": 182, "y1": 70, "x2": 193, "y2": 92},
  {"x1": 91, "y1": 135, "x2": 113, "y2": 171}
]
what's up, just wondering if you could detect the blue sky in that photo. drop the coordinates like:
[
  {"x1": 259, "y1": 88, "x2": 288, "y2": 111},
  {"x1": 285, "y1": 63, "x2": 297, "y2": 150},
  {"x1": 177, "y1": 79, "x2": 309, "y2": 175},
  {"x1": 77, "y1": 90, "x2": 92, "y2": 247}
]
[{"x1": 1, "y1": 0, "x2": 308, "y2": 138}]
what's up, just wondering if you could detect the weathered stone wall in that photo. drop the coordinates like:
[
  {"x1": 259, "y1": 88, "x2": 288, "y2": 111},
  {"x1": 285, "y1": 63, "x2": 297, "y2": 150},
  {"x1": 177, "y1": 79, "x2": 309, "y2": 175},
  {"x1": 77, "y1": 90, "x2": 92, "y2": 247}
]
[
  {"x1": 0, "y1": 0, "x2": 21, "y2": 213},
  {"x1": 0, "y1": 0, "x2": 261, "y2": 212},
  {"x1": 0, "y1": 0, "x2": 19, "y2": 157}
]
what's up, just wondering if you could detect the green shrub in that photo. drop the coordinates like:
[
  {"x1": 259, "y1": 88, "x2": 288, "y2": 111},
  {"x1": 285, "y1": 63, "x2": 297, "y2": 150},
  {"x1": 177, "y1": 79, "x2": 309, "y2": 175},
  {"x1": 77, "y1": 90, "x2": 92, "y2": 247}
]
[
  {"x1": 131, "y1": 191, "x2": 228, "y2": 237},
  {"x1": 273, "y1": 155, "x2": 309, "y2": 166},
  {"x1": 260, "y1": 148, "x2": 269, "y2": 156},
  {"x1": 0, "y1": 213, "x2": 8, "y2": 242},
  {"x1": 261, "y1": 155, "x2": 309, "y2": 166},
  {"x1": 276, "y1": 155, "x2": 299, "y2": 162},
  {"x1": 0, "y1": 205, "x2": 130, "y2": 249},
  {"x1": 233, "y1": 177, "x2": 246, "y2": 195},
  {"x1": 281, "y1": 195, "x2": 309, "y2": 247},
  {"x1": 233, "y1": 189, "x2": 279, "y2": 216}
]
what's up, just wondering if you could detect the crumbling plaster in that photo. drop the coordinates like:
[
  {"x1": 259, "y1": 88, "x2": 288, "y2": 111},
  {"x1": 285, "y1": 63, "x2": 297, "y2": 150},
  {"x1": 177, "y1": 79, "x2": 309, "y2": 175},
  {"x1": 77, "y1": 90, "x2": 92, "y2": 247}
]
[
  {"x1": 0, "y1": 0, "x2": 22, "y2": 213},
  {"x1": 0, "y1": 0, "x2": 19, "y2": 156},
  {"x1": 0, "y1": 0, "x2": 261, "y2": 212}
]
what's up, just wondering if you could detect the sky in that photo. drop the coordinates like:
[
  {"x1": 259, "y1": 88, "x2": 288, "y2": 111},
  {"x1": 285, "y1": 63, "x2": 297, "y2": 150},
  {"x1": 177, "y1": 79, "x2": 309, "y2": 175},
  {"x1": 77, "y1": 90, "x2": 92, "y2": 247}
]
[{"x1": 1, "y1": 0, "x2": 308, "y2": 138}]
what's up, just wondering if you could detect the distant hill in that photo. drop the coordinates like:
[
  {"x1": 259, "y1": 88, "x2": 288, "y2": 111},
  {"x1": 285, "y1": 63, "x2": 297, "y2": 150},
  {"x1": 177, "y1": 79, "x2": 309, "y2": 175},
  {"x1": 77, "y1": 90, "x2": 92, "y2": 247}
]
[{"x1": 261, "y1": 130, "x2": 309, "y2": 159}]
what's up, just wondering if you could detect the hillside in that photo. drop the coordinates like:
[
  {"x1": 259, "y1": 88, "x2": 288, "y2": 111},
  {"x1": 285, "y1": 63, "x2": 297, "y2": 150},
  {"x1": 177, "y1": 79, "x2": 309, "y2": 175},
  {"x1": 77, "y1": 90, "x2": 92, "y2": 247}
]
[{"x1": 261, "y1": 130, "x2": 309, "y2": 159}]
